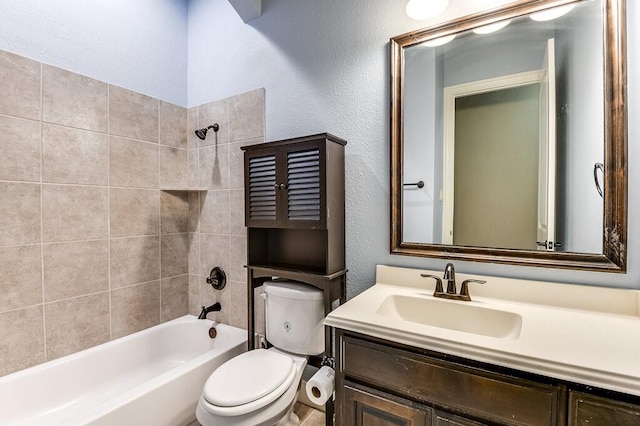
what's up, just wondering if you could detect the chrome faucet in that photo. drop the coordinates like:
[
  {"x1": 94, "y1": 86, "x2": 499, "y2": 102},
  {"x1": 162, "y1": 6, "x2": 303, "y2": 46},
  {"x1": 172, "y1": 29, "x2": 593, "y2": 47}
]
[{"x1": 420, "y1": 263, "x2": 486, "y2": 301}]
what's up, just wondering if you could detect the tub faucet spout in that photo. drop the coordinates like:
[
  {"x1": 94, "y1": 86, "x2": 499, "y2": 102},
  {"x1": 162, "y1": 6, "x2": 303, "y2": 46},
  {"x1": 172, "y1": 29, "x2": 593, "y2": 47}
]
[{"x1": 198, "y1": 302, "x2": 221, "y2": 319}]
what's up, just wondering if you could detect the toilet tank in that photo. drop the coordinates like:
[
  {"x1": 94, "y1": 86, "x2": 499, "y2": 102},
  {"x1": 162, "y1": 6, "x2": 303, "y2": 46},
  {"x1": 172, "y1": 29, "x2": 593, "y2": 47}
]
[{"x1": 263, "y1": 280, "x2": 325, "y2": 356}]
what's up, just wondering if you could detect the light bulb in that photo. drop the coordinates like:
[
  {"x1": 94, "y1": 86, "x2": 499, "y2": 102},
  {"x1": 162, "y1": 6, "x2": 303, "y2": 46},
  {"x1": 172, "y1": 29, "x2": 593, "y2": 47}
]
[
  {"x1": 530, "y1": 4, "x2": 576, "y2": 21},
  {"x1": 472, "y1": 20, "x2": 511, "y2": 34},
  {"x1": 406, "y1": 0, "x2": 450, "y2": 20}
]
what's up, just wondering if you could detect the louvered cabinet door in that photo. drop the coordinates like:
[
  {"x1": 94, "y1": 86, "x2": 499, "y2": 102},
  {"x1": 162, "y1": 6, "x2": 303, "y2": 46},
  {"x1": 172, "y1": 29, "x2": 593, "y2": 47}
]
[
  {"x1": 245, "y1": 151, "x2": 280, "y2": 227},
  {"x1": 285, "y1": 147, "x2": 325, "y2": 228}
]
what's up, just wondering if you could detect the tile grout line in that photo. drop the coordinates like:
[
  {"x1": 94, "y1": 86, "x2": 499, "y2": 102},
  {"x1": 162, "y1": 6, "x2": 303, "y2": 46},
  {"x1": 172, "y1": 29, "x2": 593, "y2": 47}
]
[
  {"x1": 39, "y1": 60, "x2": 47, "y2": 361},
  {"x1": 158, "y1": 99, "x2": 162, "y2": 323},
  {"x1": 107, "y1": 84, "x2": 113, "y2": 341}
]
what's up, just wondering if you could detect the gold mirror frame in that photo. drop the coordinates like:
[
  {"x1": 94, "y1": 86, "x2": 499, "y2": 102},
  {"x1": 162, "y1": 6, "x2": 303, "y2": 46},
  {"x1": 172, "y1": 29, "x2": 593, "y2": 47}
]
[{"x1": 390, "y1": 0, "x2": 627, "y2": 272}]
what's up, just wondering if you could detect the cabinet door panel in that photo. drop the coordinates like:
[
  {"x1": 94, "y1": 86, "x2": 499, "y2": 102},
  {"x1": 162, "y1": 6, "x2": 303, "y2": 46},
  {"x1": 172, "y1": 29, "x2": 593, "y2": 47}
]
[
  {"x1": 246, "y1": 151, "x2": 279, "y2": 226},
  {"x1": 569, "y1": 391, "x2": 640, "y2": 426},
  {"x1": 343, "y1": 382, "x2": 430, "y2": 426},
  {"x1": 286, "y1": 148, "x2": 322, "y2": 223}
]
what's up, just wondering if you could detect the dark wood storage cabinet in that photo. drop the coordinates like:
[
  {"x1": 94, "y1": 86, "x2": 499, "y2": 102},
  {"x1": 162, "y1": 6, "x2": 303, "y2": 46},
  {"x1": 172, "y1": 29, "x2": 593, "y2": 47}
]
[
  {"x1": 243, "y1": 133, "x2": 347, "y2": 426},
  {"x1": 336, "y1": 330, "x2": 640, "y2": 426}
]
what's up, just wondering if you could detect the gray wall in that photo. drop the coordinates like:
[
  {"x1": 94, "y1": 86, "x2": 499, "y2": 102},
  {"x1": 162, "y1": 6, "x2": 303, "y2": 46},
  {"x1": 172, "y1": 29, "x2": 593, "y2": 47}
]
[
  {"x1": 187, "y1": 0, "x2": 640, "y2": 296},
  {"x1": 1, "y1": 0, "x2": 638, "y2": 299}
]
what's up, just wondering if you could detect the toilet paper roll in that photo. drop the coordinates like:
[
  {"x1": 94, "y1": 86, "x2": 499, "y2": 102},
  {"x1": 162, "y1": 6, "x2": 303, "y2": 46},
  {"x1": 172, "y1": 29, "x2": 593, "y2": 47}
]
[{"x1": 305, "y1": 366, "x2": 335, "y2": 405}]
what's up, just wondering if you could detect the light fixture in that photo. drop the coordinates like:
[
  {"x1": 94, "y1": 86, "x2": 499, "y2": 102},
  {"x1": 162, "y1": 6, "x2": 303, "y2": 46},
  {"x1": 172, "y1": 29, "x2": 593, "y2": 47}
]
[
  {"x1": 472, "y1": 19, "x2": 511, "y2": 34},
  {"x1": 406, "y1": 0, "x2": 449, "y2": 20},
  {"x1": 422, "y1": 34, "x2": 456, "y2": 47},
  {"x1": 530, "y1": 4, "x2": 576, "y2": 21}
]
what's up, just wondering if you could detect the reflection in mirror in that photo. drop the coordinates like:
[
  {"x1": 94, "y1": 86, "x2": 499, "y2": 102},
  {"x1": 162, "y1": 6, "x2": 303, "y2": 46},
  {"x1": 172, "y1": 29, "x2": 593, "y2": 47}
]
[{"x1": 391, "y1": 0, "x2": 627, "y2": 272}]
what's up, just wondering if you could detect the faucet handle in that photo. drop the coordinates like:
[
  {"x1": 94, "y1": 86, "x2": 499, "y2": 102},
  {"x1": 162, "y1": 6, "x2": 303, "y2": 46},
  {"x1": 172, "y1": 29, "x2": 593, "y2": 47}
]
[
  {"x1": 421, "y1": 274, "x2": 444, "y2": 295},
  {"x1": 459, "y1": 279, "x2": 486, "y2": 301}
]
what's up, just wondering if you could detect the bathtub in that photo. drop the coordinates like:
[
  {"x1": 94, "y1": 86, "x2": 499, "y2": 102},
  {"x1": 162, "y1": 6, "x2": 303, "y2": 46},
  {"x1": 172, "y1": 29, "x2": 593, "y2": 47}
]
[{"x1": 0, "y1": 315, "x2": 246, "y2": 425}]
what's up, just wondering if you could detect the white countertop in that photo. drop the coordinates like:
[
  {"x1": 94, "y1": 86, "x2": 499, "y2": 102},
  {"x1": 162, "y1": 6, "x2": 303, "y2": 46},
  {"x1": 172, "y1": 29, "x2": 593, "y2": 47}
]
[{"x1": 325, "y1": 265, "x2": 640, "y2": 396}]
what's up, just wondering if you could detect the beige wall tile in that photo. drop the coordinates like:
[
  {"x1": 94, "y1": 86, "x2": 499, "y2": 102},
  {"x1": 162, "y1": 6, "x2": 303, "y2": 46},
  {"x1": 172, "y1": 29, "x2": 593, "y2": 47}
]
[
  {"x1": 42, "y1": 124, "x2": 108, "y2": 185},
  {"x1": 159, "y1": 147, "x2": 188, "y2": 188},
  {"x1": 109, "y1": 85, "x2": 158, "y2": 142},
  {"x1": 198, "y1": 98, "x2": 229, "y2": 146},
  {"x1": 0, "y1": 306, "x2": 45, "y2": 376},
  {"x1": 42, "y1": 184, "x2": 108, "y2": 242},
  {"x1": 228, "y1": 279, "x2": 248, "y2": 329},
  {"x1": 110, "y1": 236, "x2": 160, "y2": 288},
  {"x1": 199, "y1": 144, "x2": 229, "y2": 189},
  {"x1": 188, "y1": 149, "x2": 199, "y2": 188},
  {"x1": 188, "y1": 232, "x2": 200, "y2": 275},
  {"x1": 187, "y1": 107, "x2": 199, "y2": 150},
  {"x1": 161, "y1": 191, "x2": 189, "y2": 234},
  {"x1": 0, "y1": 245, "x2": 42, "y2": 313},
  {"x1": 229, "y1": 88, "x2": 265, "y2": 143},
  {"x1": 229, "y1": 189, "x2": 246, "y2": 236},
  {"x1": 188, "y1": 274, "x2": 201, "y2": 316},
  {"x1": 161, "y1": 275, "x2": 189, "y2": 321},
  {"x1": 0, "y1": 115, "x2": 41, "y2": 182},
  {"x1": 229, "y1": 141, "x2": 246, "y2": 189},
  {"x1": 199, "y1": 234, "x2": 229, "y2": 277},
  {"x1": 0, "y1": 50, "x2": 41, "y2": 120},
  {"x1": 228, "y1": 236, "x2": 247, "y2": 283},
  {"x1": 42, "y1": 65, "x2": 108, "y2": 132},
  {"x1": 159, "y1": 101, "x2": 187, "y2": 148},
  {"x1": 188, "y1": 192, "x2": 201, "y2": 233},
  {"x1": 0, "y1": 182, "x2": 41, "y2": 246},
  {"x1": 199, "y1": 190, "x2": 229, "y2": 234},
  {"x1": 111, "y1": 281, "x2": 160, "y2": 339},
  {"x1": 254, "y1": 286, "x2": 266, "y2": 335},
  {"x1": 109, "y1": 188, "x2": 160, "y2": 237},
  {"x1": 109, "y1": 136, "x2": 159, "y2": 188},
  {"x1": 45, "y1": 292, "x2": 110, "y2": 360},
  {"x1": 43, "y1": 240, "x2": 109, "y2": 302},
  {"x1": 161, "y1": 233, "x2": 189, "y2": 278}
]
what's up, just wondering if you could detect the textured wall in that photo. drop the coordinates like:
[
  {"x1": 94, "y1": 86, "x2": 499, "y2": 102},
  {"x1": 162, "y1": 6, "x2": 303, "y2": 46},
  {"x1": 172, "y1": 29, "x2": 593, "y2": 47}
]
[
  {"x1": 187, "y1": 0, "x2": 640, "y2": 295},
  {"x1": 0, "y1": 0, "x2": 188, "y2": 106},
  {"x1": 0, "y1": 49, "x2": 190, "y2": 377}
]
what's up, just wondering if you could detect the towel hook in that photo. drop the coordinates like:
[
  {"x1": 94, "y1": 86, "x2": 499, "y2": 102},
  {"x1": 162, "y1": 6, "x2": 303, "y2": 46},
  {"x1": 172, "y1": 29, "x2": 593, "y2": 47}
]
[{"x1": 593, "y1": 163, "x2": 604, "y2": 198}]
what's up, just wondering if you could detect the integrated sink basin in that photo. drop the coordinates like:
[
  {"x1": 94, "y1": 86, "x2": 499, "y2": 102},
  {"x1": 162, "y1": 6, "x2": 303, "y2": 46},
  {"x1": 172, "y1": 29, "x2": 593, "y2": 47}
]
[{"x1": 376, "y1": 294, "x2": 523, "y2": 339}]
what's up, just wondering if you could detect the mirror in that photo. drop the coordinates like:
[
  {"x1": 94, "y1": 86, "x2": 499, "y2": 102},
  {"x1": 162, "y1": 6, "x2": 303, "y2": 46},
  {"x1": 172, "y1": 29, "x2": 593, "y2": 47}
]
[{"x1": 391, "y1": 0, "x2": 627, "y2": 272}]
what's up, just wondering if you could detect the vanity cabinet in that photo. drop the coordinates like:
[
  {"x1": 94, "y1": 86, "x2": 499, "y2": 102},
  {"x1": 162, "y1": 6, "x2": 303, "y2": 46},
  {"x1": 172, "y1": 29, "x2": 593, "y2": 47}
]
[
  {"x1": 568, "y1": 391, "x2": 640, "y2": 425},
  {"x1": 336, "y1": 330, "x2": 640, "y2": 426}
]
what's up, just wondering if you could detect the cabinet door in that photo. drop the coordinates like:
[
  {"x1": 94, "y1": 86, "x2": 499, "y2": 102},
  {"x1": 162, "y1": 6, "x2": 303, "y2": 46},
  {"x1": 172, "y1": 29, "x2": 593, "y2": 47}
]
[
  {"x1": 284, "y1": 145, "x2": 323, "y2": 227},
  {"x1": 569, "y1": 391, "x2": 640, "y2": 426},
  {"x1": 246, "y1": 148, "x2": 280, "y2": 227},
  {"x1": 342, "y1": 382, "x2": 430, "y2": 426},
  {"x1": 433, "y1": 410, "x2": 486, "y2": 426},
  {"x1": 245, "y1": 142, "x2": 325, "y2": 229}
]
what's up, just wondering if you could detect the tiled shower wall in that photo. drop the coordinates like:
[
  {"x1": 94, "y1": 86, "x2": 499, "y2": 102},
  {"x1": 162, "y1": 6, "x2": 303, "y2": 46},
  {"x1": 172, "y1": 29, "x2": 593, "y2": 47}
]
[
  {"x1": 186, "y1": 89, "x2": 265, "y2": 331},
  {"x1": 0, "y1": 48, "x2": 265, "y2": 377}
]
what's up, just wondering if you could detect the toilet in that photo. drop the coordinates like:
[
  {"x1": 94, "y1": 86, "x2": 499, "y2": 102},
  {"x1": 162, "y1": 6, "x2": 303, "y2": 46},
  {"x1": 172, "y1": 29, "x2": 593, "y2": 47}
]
[{"x1": 196, "y1": 280, "x2": 325, "y2": 426}]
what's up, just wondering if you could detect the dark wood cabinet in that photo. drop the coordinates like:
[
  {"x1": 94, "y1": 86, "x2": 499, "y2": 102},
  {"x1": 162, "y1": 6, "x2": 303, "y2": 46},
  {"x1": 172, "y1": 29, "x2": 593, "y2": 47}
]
[
  {"x1": 243, "y1": 134, "x2": 345, "y2": 275},
  {"x1": 343, "y1": 382, "x2": 431, "y2": 426},
  {"x1": 336, "y1": 330, "x2": 640, "y2": 426},
  {"x1": 243, "y1": 133, "x2": 347, "y2": 426},
  {"x1": 568, "y1": 391, "x2": 640, "y2": 426}
]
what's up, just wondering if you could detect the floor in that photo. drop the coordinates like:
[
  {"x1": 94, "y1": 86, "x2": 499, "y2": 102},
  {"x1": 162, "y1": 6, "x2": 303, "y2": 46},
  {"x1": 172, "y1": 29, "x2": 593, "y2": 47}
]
[
  {"x1": 189, "y1": 402, "x2": 325, "y2": 425},
  {"x1": 294, "y1": 402, "x2": 325, "y2": 426}
]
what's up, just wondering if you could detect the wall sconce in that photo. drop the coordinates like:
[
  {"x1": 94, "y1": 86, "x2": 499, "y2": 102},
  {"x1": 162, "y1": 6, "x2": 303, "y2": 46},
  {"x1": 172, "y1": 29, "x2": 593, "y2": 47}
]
[{"x1": 406, "y1": 0, "x2": 449, "y2": 20}]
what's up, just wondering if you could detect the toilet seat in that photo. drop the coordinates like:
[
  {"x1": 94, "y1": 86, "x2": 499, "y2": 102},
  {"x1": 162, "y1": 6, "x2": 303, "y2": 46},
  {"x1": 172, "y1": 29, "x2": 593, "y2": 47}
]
[{"x1": 202, "y1": 349, "x2": 296, "y2": 417}]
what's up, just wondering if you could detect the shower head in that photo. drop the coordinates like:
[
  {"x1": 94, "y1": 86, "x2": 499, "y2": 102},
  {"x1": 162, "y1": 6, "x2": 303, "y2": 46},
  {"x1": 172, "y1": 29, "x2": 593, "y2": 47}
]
[{"x1": 195, "y1": 123, "x2": 219, "y2": 140}]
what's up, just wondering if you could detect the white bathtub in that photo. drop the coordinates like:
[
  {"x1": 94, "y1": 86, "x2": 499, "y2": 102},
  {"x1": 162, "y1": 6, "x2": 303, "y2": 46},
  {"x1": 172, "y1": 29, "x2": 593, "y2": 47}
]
[{"x1": 0, "y1": 315, "x2": 246, "y2": 425}]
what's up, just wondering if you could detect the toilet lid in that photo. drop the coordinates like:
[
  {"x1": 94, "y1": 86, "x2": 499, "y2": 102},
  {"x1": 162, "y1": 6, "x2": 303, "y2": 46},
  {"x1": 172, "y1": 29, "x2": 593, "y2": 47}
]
[{"x1": 203, "y1": 349, "x2": 295, "y2": 408}]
